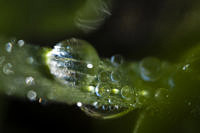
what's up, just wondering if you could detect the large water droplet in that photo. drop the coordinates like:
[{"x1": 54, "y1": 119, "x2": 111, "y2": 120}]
[
  {"x1": 3, "y1": 63, "x2": 14, "y2": 75},
  {"x1": 27, "y1": 90, "x2": 37, "y2": 101},
  {"x1": 139, "y1": 57, "x2": 161, "y2": 82},
  {"x1": 46, "y1": 38, "x2": 99, "y2": 86},
  {"x1": 110, "y1": 55, "x2": 124, "y2": 66}
]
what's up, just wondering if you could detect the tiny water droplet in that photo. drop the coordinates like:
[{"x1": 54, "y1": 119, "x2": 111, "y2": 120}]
[
  {"x1": 139, "y1": 57, "x2": 161, "y2": 82},
  {"x1": 77, "y1": 102, "x2": 82, "y2": 107},
  {"x1": 3, "y1": 63, "x2": 14, "y2": 75},
  {"x1": 17, "y1": 40, "x2": 25, "y2": 47},
  {"x1": 27, "y1": 90, "x2": 37, "y2": 101},
  {"x1": 5, "y1": 42, "x2": 12, "y2": 53},
  {"x1": 110, "y1": 55, "x2": 124, "y2": 66},
  {"x1": 121, "y1": 86, "x2": 133, "y2": 100},
  {"x1": 87, "y1": 63, "x2": 93, "y2": 69},
  {"x1": 25, "y1": 76, "x2": 35, "y2": 86}
]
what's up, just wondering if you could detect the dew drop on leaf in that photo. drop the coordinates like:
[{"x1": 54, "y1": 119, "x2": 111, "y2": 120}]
[{"x1": 45, "y1": 38, "x2": 99, "y2": 86}]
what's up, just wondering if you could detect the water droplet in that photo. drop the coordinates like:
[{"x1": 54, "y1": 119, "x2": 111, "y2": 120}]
[
  {"x1": 77, "y1": 102, "x2": 83, "y2": 107},
  {"x1": 139, "y1": 57, "x2": 161, "y2": 82},
  {"x1": 182, "y1": 64, "x2": 190, "y2": 71},
  {"x1": 95, "y1": 83, "x2": 110, "y2": 97},
  {"x1": 0, "y1": 56, "x2": 5, "y2": 67},
  {"x1": 3, "y1": 63, "x2": 14, "y2": 75},
  {"x1": 110, "y1": 55, "x2": 124, "y2": 66},
  {"x1": 87, "y1": 63, "x2": 93, "y2": 69},
  {"x1": 45, "y1": 38, "x2": 99, "y2": 86},
  {"x1": 5, "y1": 42, "x2": 13, "y2": 53},
  {"x1": 98, "y1": 71, "x2": 110, "y2": 82},
  {"x1": 27, "y1": 90, "x2": 37, "y2": 101},
  {"x1": 154, "y1": 88, "x2": 169, "y2": 101},
  {"x1": 17, "y1": 40, "x2": 25, "y2": 47},
  {"x1": 121, "y1": 86, "x2": 133, "y2": 100},
  {"x1": 25, "y1": 76, "x2": 35, "y2": 86},
  {"x1": 27, "y1": 57, "x2": 34, "y2": 64},
  {"x1": 110, "y1": 70, "x2": 122, "y2": 82}
]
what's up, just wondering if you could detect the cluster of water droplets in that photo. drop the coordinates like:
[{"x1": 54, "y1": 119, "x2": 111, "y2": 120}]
[
  {"x1": 0, "y1": 39, "x2": 47, "y2": 104},
  {"x1": 45, "y1": 38, "x2": 138, "y2": 118}
]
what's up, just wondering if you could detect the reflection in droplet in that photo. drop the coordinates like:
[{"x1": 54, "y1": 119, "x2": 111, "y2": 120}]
[
  {"x1": 6, "y1": 42, "x2": 12, "y2": 53},
  {"x1": 25, "y1": 76, "x2": 35, "y2": 86},
  {"x1": 0, "y1": 56, "x2": 5, "y2": 66},
  {"x1": 139, "y1": 57, "x2": 161, "y2": 82},
  {"x1": 17, "y1": 40, "x2": 25, "y2": 47},
  {"x1": 110, "y1": 55, "x2": 124, "y2": 66},
  {"x1": 27, "y1": 90, "x2": 37, "y2": 101},
  {"x1": 3, "y1": 63, "x2": 14, "y2": 75}
]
